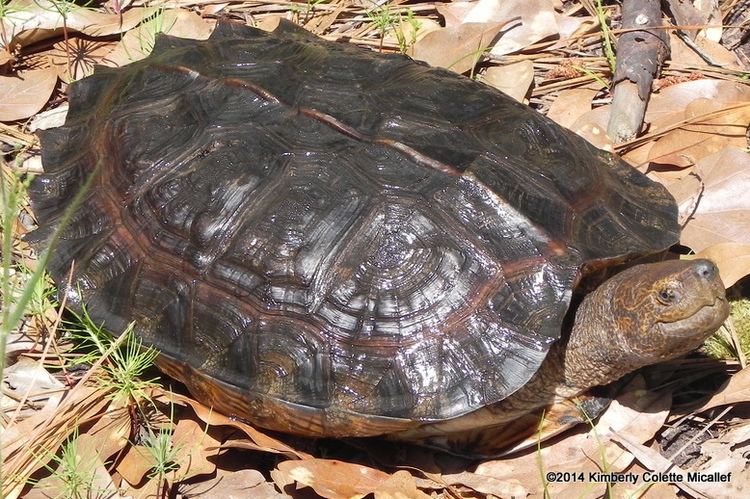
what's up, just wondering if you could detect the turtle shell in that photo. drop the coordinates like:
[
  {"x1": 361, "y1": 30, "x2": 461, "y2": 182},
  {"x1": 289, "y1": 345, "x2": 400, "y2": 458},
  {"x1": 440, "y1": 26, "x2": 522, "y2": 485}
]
[{"x1": 30, "y1": 20, "x2": 679, "y2": 437}]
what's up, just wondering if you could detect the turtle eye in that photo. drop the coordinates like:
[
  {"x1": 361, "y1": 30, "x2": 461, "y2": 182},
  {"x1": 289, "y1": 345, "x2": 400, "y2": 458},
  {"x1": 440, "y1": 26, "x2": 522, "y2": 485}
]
[{"x1": 657, "y1": 288, "x2": 676, "y2": 305}]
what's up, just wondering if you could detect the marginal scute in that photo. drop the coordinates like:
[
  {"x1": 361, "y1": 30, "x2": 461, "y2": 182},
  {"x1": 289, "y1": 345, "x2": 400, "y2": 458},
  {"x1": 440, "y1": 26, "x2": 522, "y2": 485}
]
[{"x1": 30, "y1": 20, "x2": 679, "y2": 437}]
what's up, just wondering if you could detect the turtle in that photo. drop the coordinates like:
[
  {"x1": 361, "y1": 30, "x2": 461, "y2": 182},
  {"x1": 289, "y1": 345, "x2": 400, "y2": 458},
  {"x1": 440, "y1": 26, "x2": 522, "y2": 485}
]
[{"x1": 29, "y1": 19, "x2": 729, "y2": 455}]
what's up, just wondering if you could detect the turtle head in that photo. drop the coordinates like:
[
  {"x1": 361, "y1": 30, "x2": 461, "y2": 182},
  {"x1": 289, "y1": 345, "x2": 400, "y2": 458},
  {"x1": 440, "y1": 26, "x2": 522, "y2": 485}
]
[
  {"x1": 607, "y1": 259, "x2": 728, "y2": 366},
  {"x1": 563, "y1": 259, "x2": 728, "y2": 393}
]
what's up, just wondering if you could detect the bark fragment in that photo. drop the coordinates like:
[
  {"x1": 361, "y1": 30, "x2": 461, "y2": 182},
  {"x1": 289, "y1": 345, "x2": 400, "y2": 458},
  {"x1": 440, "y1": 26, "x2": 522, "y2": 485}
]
[{"x1": 607, "y1": 0, "x2": 670, "y2": 143}]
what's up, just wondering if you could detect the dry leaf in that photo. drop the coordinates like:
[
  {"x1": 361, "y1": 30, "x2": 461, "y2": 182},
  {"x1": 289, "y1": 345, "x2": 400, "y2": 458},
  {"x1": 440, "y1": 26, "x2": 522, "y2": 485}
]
[
  {"x1": 609, "y1": 432, "x2": 738, "y2": 499},
  {"x1": 119, "y1": 473, "x2": 163, "y2": 499},
  {"x1": 697, "y1": 423, "x2": 750, "y2": 494},
  {"x1": 475, "y1": 376, "x2": 670, "y2": 497},
  {"x1": 201, "y1": 3, "x2": 230, "y2": 16},
  {"x1": 622, "y1": 80, "x2": 750, "y2": 166},
  {"x1": 553, "y1": 12, "x2": 594, "y2": 45},
  {"x1": 0, "y1": 47, "x2": 12, "y2": 65},
  {"x1": 104, "y1": 0, "x2": 133, "y2": 10},
  {"x1": 573, "y1": 121, "x2": 614, "y2": 152},
  {"x1": 33, "y1": 446, "x2": 123, "y2": 499},
  {"x1": 695, "y1": 366, "x2": 750, "y2": 413},
  {"x1": 646, "y1": 100, "x2": 750, "y2": 167},
  {"x1": 669, "y1": 32, "x2": 740, "y2": 69},
  {"x1": 103, "y1": 10, "x2": 212, "y2": 67},
  {"x1": 695, "y1": 1, "x2": 723, "y2": 42},
  {"x1": 487, "y1": 0, "x2": 559, "y2": 56},
  {"x1": 481, "y1": 60, "x2": 534, "y2": 102},
  {"x1": 384, "y1": 19, "x2": 441, "y2": 51},
  {"x1": 117, "y1": 415, "x2": 222, "y2": 488},
  {"x1": 46, "y1": 37, "x2": 119, "y2": 82},
  {"x1": 0, "y1": 0, "x2": 157, "y2": 50},
  {"x1": 608, "y1": 461, "x2": 681, "y2": 498},
  {"x1": 671, "y1": 147, "x2": 750, "y2": 252},
  {"x1": 180, "y1": 468, "x2": 282, "y2": 498},
  {"x1": 171, "y1": 417, "x2": 222, "y2": 481},
  {"x1": 160, "y1": 390, "x2": 310, "y2": 459},
  {"x1": 0, "y1": 69, "x2": 57, "y2": 122},
  {"x1": 1, "y1": 357, "x2": 64, "y2": 417},
  {"x1": 435, "y1": 1, "x2": 484, "y2": 27},
  {"x1": 569, "y1": 106, "x2": 613, "y2": 149},
  {"x1": 3, "y1": 330, "x2": 39, "y2": 356},
  {"x1": 695, "y1": 243, "x2": 750, "y2": 288},
  {"x1": 647, "y1": 80, "x2": 750, "y2": 123},
  {"x1": 117, "y1": 444, "x2": 155, "y2": 486},
  {"x1": 437, "y1": 0, "x2": 559, "y2": 56},
  {"x1": 547, "y1": 88, "x2": 597, "y2": 129},
  {"x1": 439, "y1": 471, "x2": 526, "y2": 497},
  {"x1": 78, "y1": 402, "x2": 132, "y2": 460},
  {"x1": 2, "y1": 385, "x2": 112, "y2": 498},
  {"x1": 374, "y1": 470, "x2": 433, "y2": 499},
  {"x1": 411, "y1": 22, "x2": 511, "y2": 74},
  {"x1": 274, "y1": 459, "x2": 429, "y2": 499},
  {"x1": 28, "y1": 104, "x2": 68, "y2": 133}
]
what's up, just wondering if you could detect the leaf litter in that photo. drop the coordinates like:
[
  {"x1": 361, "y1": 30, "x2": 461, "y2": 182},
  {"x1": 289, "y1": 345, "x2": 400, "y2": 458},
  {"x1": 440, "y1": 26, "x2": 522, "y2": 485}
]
[{"x1": 1, "y1": 0, "x2": 750, "y2": 497}]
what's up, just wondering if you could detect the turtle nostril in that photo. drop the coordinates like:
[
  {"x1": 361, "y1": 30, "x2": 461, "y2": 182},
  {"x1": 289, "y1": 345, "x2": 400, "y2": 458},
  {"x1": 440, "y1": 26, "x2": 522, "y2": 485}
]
[{"x1": 694, "y1": 260, "x2": 717, "y2": 280}]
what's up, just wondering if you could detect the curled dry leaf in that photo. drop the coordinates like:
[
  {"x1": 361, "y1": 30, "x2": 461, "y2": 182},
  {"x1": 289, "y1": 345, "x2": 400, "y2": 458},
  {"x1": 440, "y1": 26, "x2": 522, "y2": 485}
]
[
  {"x1": 0, "y1": 0, "x2": 156, "y2": 50},
  {"x1": 0, "y1": 69, "x2": 57, "y2": 122},
  {"x1": 670, "y1": 147, "x2": 750, "y2": 253},
  {"x1": 273, "y1": 459, "x2": 429, "y2": 499},
  {"x1": 161, "y1": 390, "x2": 310, "y2": 459}
]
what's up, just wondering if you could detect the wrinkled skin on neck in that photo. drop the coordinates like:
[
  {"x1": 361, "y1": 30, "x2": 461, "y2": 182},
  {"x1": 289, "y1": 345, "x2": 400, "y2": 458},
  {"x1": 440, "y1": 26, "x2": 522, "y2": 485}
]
[
  {"x1": 556, "y1": 258, "x2": 728, "y2": 396},
  {"x1": 394, "y1": 259, "x2": 729, "y2": 443}
]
